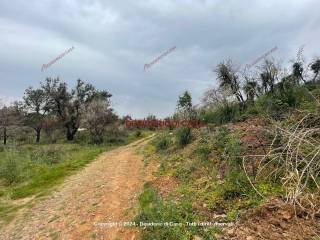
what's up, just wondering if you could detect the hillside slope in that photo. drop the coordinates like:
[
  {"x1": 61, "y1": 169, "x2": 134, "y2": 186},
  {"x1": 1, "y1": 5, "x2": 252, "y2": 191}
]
[{"x1": 136, "y1": 117, "x2": 320, "y2": 240}]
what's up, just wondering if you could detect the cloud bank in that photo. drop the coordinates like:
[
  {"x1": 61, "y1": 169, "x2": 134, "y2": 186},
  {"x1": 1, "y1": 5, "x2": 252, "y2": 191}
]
[{"x1": 0, "y1": 0, "x2": 319, "y2": 117}]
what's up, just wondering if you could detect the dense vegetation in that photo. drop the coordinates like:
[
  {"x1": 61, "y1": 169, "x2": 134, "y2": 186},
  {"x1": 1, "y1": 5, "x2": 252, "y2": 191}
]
[{"x1": 136, "y1": 52, "x2": 320, "y2": 239}]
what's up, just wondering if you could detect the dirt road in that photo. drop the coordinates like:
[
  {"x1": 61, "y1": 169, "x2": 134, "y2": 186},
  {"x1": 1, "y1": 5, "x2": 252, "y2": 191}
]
[{"x1": 0, "y1": 136, "x2": 155, "y2": 240}]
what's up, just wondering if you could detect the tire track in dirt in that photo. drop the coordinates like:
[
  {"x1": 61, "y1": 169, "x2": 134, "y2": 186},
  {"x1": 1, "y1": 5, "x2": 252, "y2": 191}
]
[{"x1": 0, "y1": 136, "x2": 156, "y2": 240}]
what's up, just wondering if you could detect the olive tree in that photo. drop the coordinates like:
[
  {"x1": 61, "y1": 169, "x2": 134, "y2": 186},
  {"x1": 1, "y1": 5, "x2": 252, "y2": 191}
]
[
  {"x1": 23, "y1": 87, "x2": 49, "y2": 143},
  {"x1": 42, "y1": 77, "x2": 112, "y2": 141}
]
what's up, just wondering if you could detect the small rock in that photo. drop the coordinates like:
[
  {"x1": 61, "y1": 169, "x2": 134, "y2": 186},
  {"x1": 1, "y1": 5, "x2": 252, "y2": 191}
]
[
  {"x1": 279, "y1": 221, "x2": 287, "y2": 229},
  {"x1": 279, "y1": 210, "x2": 292, "y2": 220}
]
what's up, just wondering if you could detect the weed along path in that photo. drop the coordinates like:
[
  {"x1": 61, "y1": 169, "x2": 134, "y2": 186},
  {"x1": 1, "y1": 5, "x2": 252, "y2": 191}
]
[{"x1": 1, "y1": 136, "x2": 155, "y2": 240}]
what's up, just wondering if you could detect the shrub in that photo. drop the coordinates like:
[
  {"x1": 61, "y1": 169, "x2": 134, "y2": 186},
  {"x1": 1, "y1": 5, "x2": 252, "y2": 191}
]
[
  {"x1": 257, "y1": 85, "x2": 313, "y2": 119},
  {"x1": 175, "y1": 127, "x2": 192, "y2": 147},
  {"x1": 208, "y1": 171, "x2": 252, "y2": 209},
  {"x1": 239, "y1": 104, "x2": 260, "y2": 121},
  {"x1": 74, "y1": 130, "x2": 91, "y2": 144},
  {"x1": 224, "y1": 134, "x2": 243, "y2": 170},
  {"x1": 258, "y1": 96, "x2": 289, "y2": 120},
  {"x1": 279, "y1": 85, "x2": 311, "y2": 107},
  {"x1": 201, "y1": 103, "x2": 240, "y2": 125},
  {"x1": 175, "y1": 164, "x2": 195, "y2": 181},
  {"x1": 0, "y1": 152, "x2": 22, "y2": 185},
  {"x1": 30, "y1": 146, "x2": 63, "y2": 165},
  {"x1": 107, "y1": 137, "x2": 125, "y2": 144},
  {"x1": 213, "y1": 126, "x2": 230, "y2": 150},
  {"x1": 155, "y1": 134, "x2": 171, "y2": 151},
  {"x1": 134, "y1": 130, "x2": 142, "y2": 138},
  {"x1": 195, "y1": 144, "x2": 211, "y2": 161}
]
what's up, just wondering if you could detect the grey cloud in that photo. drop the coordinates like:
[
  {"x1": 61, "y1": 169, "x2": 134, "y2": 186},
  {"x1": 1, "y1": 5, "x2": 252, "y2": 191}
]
[{"x1": 0, "y1": 0, "x2": 320, "y2": 118}]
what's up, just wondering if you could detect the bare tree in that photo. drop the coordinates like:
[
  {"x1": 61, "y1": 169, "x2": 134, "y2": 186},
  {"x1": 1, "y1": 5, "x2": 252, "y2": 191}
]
[
  {"x1": 244, "y1": 80, "x2": 258, "y2": 103},
  {"x1": 84, "y1": 100, "x2": 117, "y2": 144},
  {"x1": 0, "y1": 103, "x2": 21, "y2": 145},
  {"x1": 0, "y1": 104, "x2": 9, "y2": 145},
  {"x1": 201, "y1": 87, "x2": 228, "y2": 109},
  {"x1": 259, "y1": 59, "x2": 279, "y2": 93}
]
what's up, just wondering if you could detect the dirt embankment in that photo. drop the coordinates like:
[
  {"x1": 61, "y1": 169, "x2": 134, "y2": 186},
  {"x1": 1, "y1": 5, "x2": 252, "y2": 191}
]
[{"x1": 223, "y1": 198, "x2": 320, "y2": 240}]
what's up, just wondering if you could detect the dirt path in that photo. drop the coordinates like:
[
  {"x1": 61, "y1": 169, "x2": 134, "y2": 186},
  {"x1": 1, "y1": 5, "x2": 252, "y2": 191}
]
[{"x1": 0, "y1": 136, "x2": 156, "y2": 240}]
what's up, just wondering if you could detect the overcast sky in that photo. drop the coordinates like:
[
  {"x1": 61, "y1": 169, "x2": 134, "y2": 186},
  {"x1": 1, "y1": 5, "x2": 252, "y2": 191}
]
[{"x1": 1, "y1": 0, "x2": 319, "y2": 118}]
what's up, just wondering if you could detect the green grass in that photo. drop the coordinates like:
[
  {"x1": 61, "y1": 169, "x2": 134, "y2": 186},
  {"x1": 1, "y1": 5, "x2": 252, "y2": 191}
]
[
  {"x1": 136, "y1": 183, "x2": 221, "y2": 240},
  {"x1": 0, "y1": 130, "x2": 150, "y2": 227},
  {"x1": 10, "y1": 144, "x2": 106, "y2": 199}
]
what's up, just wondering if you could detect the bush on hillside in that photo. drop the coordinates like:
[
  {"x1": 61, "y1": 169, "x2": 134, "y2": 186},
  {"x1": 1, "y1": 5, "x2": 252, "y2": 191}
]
[
  {"x1": 256, "y1": 85, "x2": 314, "y2": 119},
  {"x1": 195, "y1": 144, "x2": 212, "y2": 161},
  {"x1": 224, "y1": 134, "x2": 243, "y2": 170},
  {"x1": 201, "y1": 103, "x2": 240, "y2": 125},
  {"x1": 213, "y1": 126, "x2": 230, "y2": 150},
  {"x1": 155, "y1": 134, "x2": 172, "y2": 151},
  {"x1": 175, "y1": 127, "x2": 192, "y2": 147}
]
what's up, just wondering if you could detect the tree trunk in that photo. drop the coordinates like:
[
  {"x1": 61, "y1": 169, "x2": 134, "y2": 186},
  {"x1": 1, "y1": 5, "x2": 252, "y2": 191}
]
[
  {"x1": 3, "y1": 127, "x2": 7, "y2": 145},
  {"x1": 312, "y1": 72, "x2": 319, "y2": 83},
  {"x1": 36, "y1": 129, "x2": 41, "y2": 143},
  {"x1": 236, "y1": 93, "x2": 245, "y2": 111},
  {"x1": 66, "y1": 124, "x2": 77, "y2": 141},
  {"x1": 66, "y1": 127, "x2": 74, "y2": 141},
  {"x1": 270, "y1": 84, "x2": 274, "y2": 93},
  {"x1": 238, "y1": 92, "x2": 245, "y2": 104},
  {"x1": 94, "y1": 135, "x2": 103, "y2": 144}
]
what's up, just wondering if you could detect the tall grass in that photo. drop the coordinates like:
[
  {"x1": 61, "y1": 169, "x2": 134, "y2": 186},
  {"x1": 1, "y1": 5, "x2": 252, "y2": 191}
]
[
  {"x1": 0, "y1": 150, "x2": 22, "y2": 185},
  {"x1": 175, "y1": 127, "x2": 192, "y2": 147}
]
